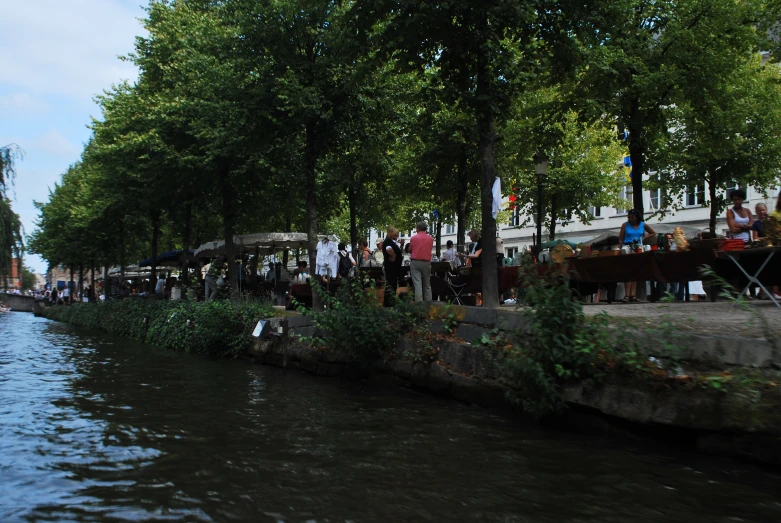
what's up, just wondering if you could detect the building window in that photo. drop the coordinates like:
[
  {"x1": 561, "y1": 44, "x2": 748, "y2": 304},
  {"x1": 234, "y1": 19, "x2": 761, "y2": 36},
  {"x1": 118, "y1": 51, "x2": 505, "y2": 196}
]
[
  {"x1": 589, "y1": 206, "x2": 602, "y2": 218},
  {"x1": 509, "y1": 206, "x2": 522, "y2": 227},
  {"x1": 686, "y1": 185, "x2": 705, "y2": 207},
  {"x1": 617, "y1": 185, "x2": 632, "y2": 215},
  {"x1": 725, "y1": 184, "x2": 748, "y2": 201},
  {"x1": 445, "y1": 224, "x2": 455, "y2": 235},
  {"x1": 506, "y1": 247, "x2": 518, "y2": 258}
]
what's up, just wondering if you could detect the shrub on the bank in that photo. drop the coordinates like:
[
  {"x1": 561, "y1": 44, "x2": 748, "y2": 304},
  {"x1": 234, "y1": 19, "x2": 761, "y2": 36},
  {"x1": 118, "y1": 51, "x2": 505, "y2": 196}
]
[
  {"x1": 44, "y1": 299, "x2": 275, "y2": 357},
  {"x1": 298, "y1": 279, "x2": 426, "y2": 359},
  {"x1": 499, "y1": 265, "x2": 618, "y2": 417}
]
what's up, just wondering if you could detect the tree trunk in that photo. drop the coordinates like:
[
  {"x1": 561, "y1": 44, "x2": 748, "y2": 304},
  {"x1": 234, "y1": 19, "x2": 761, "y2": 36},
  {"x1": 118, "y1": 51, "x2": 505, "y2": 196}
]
[
  {"x1": 305, "y1": 122, "x2": 322, "y2": 311},
  {"x1": 549, "y1": 193, "x2": 558, "y2": 241},
  {"x1": 456, "y1": 153, "x2": 468, "y2": 253},
  {"x1": 219, "y1": 165, "x2": 238, "y2": 297},
  {"x1": 90, "y1": 263, "x2": 95, "y2": 301},
  {"x1": 182, "y1": 203, "x2": 192, "y2": 287},
  {"x1": 150, "y1": 210, "x2": 161, "y2": 295},
  {"x1": 436, "y1": 221, "x2": 442, "y2": 257},
  {"x1": 476, "y1": 37, "x2": 499, "y2": 308},
  {"x1": 348, "y1": 182, "x2": 358, "y2": 254},
  {"x1": 708, "y1": 172, "x2": 718, "y2": 233},
  {"x1": 78, "y1": 265, "x2": 84, "y2": 300},
  {"x1": 282, "y1": 217, "x2": 291, "y2": 269},
  {"x1": 119, "y1": 219, "x2": 125, "y2": 286},
  {"x1": 628, "y1": 96, "x2": 645, "y2": 216},
  {"x1": 103, "y1": 264, "x2": 111, "y2": 299},
  {"x1": 69, "y1": 266, "x2": 74, "y2": 301}
]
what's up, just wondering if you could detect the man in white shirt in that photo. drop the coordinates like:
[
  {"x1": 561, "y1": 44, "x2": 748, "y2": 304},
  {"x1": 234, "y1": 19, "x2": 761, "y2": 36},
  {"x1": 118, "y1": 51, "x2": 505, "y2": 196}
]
[
  {"x1": 442, "y1": 240, "x2": 461, "y2": 267},
  {"x1": 62, "y1": 286, "x2": 71, "y2": 303},
  {"x1": 315, "y1": 236, "x2": 338, "y2": 280},
  {"x1": 155, "y1": 274, "x2": 166, "y2": 295}
]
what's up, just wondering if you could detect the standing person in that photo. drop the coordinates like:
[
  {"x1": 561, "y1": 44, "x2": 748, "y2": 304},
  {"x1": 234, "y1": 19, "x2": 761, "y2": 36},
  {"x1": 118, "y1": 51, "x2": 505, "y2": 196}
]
[
  {"x1": 50, "y1": 287, "x2": 58, "y2": 305},
  {"x1": 62, "y1": 285, "x2": 70, "y2": 304},
  {"x1": 383, "y1": 227, "x2": 403, "y2": 307},
  {"x1": 205, "y1": 255, "x2": 225, "y2": 301},
  {"x1": 266, "y1": 261, "x2": 276, "y2": 282},
  {"x1": 442, "y1": 240, "x2": 461, "y2": 267},
  {"x1": 465, "y1": 229, "x2": 483, "y2": 267},
  {"x1": 409, "y1": 221, "x2": 434, "y2": 302},
  {"x1": 726, "y1": 189, "x2": 753, "y2": 244},
  {"x1": 753, "y1": 202, "x2": 767, "y2": 241},
  {"x1": 618, "y1": 209, "x2": 656, "y2": 302},
  {"x1": 336, "y1": 242, "x2": 356, "y2": 280},
  {"x1": 357, "y1": 239, "x2": 373, "y2": 267},
  {"x1": 155, "y1": 273, "x2": 166, "y2": 296},
  {"x1": 315, "y1": 236, "x2": 338, "y2": 282}
]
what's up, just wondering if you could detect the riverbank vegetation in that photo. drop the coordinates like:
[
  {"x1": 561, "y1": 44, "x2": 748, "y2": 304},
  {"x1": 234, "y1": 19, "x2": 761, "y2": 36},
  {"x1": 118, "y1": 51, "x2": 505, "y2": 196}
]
[
  {"x1": 43, "y1": 300, "x2": 275, "y2": 357},
  {"x1": 25, "y1": 1, "x2": 781, "y2": 308}
]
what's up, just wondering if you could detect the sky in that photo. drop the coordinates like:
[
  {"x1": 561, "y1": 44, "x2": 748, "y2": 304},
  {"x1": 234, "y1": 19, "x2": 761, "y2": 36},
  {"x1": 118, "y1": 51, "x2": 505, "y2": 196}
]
[{"x1": 1, "y1": 0, "x2": 146, "y2": 274}]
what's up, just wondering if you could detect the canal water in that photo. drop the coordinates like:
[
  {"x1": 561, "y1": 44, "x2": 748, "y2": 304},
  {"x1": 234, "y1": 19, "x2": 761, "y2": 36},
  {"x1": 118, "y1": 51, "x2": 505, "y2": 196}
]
[{"x1": 1, "y1": 313, "x2": 780, "y2": 522}]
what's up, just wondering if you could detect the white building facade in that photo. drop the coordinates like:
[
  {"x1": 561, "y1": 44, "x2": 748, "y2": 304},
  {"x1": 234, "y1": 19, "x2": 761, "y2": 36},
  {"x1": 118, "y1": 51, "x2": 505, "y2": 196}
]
[{"x1": 439, "y1": 182, "x2": 780, "y2": 257}]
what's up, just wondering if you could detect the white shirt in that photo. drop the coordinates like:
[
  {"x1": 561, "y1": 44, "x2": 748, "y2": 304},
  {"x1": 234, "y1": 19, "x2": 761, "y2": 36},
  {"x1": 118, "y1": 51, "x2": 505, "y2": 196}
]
[
  {"x1": 155, "y1": 278, "x2": 166, "y2": 294},
  {"x1": 62, "y1": 287, "x2": 70, "y2": 298},
  {"x1": 442, "y1": 248, "x2": 461, "y2": 267},
  {"x1": 492, "y1": 177, "x2": 502, "y2": 219},
  {"x1": 315, "y1": 239, "x2": 338, "y2": 276}
]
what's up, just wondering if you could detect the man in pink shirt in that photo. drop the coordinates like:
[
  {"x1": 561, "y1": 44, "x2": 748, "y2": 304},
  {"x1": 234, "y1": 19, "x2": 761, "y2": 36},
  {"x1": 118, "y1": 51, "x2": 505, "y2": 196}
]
[{"x1": 409, "y1": 221, "x2": 434, "y2": 302}]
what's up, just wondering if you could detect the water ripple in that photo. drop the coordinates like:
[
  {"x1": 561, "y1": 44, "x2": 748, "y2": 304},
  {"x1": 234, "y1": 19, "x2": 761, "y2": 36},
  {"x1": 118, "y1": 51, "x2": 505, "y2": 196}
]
[{"x1": 0, "y1": 312, "x2": 780, "y2": 522}]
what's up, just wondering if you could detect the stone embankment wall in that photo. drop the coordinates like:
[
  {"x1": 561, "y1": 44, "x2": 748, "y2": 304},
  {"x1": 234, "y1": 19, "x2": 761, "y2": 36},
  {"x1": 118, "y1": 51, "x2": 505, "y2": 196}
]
[
  {"x1": 0, "y1": 293, "x2": 36, "y2": 312},
  {"x1": 249, "y1": 303, "x2": 781, "y2": 465}
]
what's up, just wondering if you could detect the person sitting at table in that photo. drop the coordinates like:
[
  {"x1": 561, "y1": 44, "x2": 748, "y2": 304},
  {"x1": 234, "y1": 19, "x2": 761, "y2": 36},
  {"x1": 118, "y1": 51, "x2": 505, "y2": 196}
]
[
  {"x1": 618, "y1": 209, "x2": 656, "y2": 302},
  {"x1": 442, "y1": 240, "x2": 461, "y2": 267},
  {"x1": 294, "y1": 261, "x2": 309, "y2": 283},
  {"x1": 466, "y1": 229, "x2": 483, "y2": 267},
  {"x1": 726, "y1": 189, "x2": 753, "y2": 243},
  {"x1": 383, "y1": 226, "x2": 403, "y2": 307},
  {"x1": 753, "y1": 202, "x2": 767, "y2": 241}
]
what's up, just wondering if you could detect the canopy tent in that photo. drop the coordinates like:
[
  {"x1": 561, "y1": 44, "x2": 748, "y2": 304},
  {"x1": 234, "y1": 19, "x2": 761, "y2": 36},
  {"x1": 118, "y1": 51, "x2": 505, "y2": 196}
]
[
  {"x1": 95, "y1": 265, "x2": 152, "y2": 280},
  {"x1": 540, "y1": 237, "x2": 593, "y2": 250},
  {"x1": 582, "y1": 224, "x2": 704, "y2": 249},
  {"x1": 194, "y1": 232, "x2": 324, "y2": 258},
  {"x1": 138, "y1": 249, "x2": 195, "y2": 268}
]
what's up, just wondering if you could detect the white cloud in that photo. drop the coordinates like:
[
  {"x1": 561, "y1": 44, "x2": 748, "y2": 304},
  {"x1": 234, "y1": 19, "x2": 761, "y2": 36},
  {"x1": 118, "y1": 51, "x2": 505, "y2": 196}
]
[
  {"x1": 0, "y1": 1, "x2": 144, "y2": 101},
  {"x1": 0, "y1": 93, "x2": 51, "y2": 113}
]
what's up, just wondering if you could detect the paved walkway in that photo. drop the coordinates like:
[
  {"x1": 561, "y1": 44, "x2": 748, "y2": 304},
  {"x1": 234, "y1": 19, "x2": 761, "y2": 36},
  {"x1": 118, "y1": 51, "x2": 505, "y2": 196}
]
[{"x1": 582, "y1": 300, "x2": 781, "y2": 338}]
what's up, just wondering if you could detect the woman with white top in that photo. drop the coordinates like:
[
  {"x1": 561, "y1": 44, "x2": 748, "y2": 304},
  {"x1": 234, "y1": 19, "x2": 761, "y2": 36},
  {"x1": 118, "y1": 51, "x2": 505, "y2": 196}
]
[{"x1": 726, "y1": 189, "x2": 753, "y2": 243}]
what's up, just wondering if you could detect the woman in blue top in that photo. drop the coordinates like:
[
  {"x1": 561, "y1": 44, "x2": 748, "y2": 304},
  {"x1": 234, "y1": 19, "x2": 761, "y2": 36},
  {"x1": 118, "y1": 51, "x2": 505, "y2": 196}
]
[{"x1": 617, "y1": 209, "x2": 656, "y2": 302}]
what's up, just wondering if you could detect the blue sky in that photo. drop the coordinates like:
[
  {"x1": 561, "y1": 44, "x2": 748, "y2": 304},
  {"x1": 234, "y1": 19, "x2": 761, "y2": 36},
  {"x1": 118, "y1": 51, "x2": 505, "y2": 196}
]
[{"x1": 1, "y1": 0, "x2": 146, "y2": 273}]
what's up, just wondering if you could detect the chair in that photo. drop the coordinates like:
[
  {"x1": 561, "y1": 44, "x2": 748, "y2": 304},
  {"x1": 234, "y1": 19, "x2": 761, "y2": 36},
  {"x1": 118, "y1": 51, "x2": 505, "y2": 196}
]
[{"x1": 445, "y1": 272, "x2": 470, "y2": 305}]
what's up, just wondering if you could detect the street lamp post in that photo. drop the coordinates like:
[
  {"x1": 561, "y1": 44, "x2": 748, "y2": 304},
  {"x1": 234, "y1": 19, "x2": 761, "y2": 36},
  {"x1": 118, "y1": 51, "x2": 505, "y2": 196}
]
[{"x1": 534, "y1": 152, "x2": 548, "y2": 257}]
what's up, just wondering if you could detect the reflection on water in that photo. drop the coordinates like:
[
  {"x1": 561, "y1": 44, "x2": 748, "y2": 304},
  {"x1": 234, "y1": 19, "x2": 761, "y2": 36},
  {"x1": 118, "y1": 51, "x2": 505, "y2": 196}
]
[{"x1": 0, "y1": 312, "x2": 780, "y2": 522}]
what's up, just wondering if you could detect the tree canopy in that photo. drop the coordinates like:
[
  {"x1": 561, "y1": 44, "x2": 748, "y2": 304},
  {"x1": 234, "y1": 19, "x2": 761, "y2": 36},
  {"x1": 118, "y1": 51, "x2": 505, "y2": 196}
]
[{"x1": 28, "y1": 0, "x2": 781, "y2": 307}]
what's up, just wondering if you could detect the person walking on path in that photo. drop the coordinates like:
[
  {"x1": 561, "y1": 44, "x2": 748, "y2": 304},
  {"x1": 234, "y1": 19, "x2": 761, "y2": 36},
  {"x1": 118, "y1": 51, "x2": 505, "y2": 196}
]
[{"x1": 409, "y1": 221, "x2": 434, "y2": 302}]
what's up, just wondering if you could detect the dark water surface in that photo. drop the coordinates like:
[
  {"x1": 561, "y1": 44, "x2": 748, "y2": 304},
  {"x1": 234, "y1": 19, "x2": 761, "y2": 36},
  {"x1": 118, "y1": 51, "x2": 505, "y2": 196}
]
[{"x1": 1, "y1": 313, "x2": 780, "y2": 522}]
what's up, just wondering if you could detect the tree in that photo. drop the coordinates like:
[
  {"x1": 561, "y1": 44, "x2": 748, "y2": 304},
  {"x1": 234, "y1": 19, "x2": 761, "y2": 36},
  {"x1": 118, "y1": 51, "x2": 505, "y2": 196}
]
[
  {"x1": 659, "y1": 57, "x2": 781, "y2": 231},
  {"x1": 501, "y1": 98, "x2": 627, "y2": 240},
  {"x1": 21, "y1": 265, "x2": 37, "y2": 291},
  {"x1": 354, "y1": 1, "x2": 591, "y2": 306},
  {"x1": 0, "y1": 145, "x2": 25, "y2": 286},
  {"x1": 581, "y1": 0, "x2": 773, "y2": 216}
]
